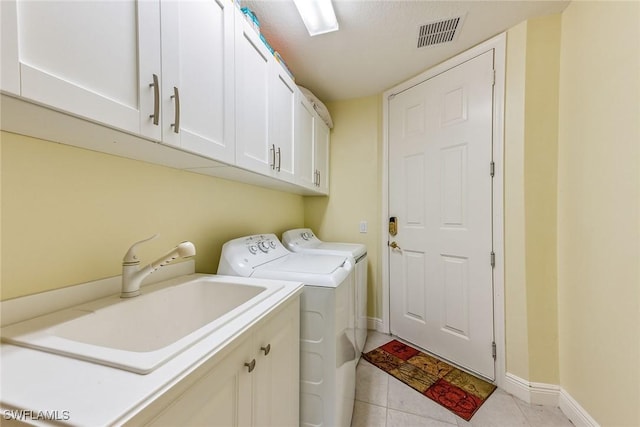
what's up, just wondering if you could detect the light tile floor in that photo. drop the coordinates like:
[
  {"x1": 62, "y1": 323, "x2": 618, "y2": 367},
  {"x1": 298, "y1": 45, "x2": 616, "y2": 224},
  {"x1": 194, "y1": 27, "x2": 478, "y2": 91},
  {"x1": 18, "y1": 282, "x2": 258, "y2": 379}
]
[{"x1": 352, "y1": 332, "x2": 574, "y2": 427}]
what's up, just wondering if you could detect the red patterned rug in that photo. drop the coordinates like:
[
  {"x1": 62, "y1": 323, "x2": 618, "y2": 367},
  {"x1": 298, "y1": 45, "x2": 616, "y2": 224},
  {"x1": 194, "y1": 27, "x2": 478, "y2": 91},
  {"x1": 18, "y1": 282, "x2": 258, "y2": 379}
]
[{"x1": 362, "y1": 340, "x2": 496, "y2": 421}]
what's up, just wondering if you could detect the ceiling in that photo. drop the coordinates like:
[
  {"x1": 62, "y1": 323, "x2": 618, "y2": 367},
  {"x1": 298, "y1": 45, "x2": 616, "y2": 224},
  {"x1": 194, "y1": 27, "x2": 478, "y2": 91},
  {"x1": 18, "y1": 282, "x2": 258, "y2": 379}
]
[{"x1": 242, "y1": 0, "x2": 570, "y2": 102}]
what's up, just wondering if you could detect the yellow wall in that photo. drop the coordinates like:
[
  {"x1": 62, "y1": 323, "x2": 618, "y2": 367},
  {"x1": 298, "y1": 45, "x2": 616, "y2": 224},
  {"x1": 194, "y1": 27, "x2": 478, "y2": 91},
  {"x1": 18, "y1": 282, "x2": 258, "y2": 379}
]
[
  {"x1": 0, "y1": 131, "x2": 304, "y2": 300},
  {"x1": 557, "y1": 1, "x2": 640, "y2": 425},
  {"x1": 523, "y1": 14, "x2": 561, "y2": 385},
  {"x1": 504, "y1": 20, "x2": 530, "y2": 381},
  {"x1": 503, "y1": 14, "x2": 562, "y2": 385},
  {"x1": 304, "y1": 96, "x2": 382, "y2": 317}
]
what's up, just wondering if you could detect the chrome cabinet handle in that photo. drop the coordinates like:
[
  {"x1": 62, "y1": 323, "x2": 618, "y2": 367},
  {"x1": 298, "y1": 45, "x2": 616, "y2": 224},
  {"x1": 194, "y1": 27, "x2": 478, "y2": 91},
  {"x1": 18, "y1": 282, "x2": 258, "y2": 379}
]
[
  {"x1": 317, "y1": 170, "x2": 321, "y2": 186},
  {"x1": 276, "y1": 147, "x2": 281, "y2": 172},
  {"x1": 261, "y1": 344, "x2": 271, "y2": 356},
  {"x1": 149, "y1": 74, "x2": 159, "y2": 125},
  {"x1": 270, "y1": 144, "x2": 276, "y2": 169},
  {"x1": 170, "y1": 86, "x2": 180, "y2": 134},
  {"x1": 244, "y1": 359, "x2": 256, "y2": 373}
]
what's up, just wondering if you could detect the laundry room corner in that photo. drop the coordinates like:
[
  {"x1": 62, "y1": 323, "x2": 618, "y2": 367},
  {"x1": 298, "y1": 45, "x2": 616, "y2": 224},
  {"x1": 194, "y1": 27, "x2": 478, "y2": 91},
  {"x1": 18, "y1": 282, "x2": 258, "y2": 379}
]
[{"x1": 303, "y1": 95, "x2": 383, "y2": 325}]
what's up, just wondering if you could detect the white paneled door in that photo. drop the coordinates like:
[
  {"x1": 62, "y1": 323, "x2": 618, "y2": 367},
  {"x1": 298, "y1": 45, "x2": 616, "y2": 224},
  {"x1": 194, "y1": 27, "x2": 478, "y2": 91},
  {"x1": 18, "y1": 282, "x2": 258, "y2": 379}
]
[{"x1": 388, "y1": 51, "x2": 496, "y2": 379}]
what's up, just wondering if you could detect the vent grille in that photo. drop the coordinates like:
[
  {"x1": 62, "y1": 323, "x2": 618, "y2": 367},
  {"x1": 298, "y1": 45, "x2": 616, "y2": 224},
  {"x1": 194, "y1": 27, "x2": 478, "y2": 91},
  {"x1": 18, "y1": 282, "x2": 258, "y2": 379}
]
[{"x1": 417, "y1": 17, "x2": 462, "y2": 48}]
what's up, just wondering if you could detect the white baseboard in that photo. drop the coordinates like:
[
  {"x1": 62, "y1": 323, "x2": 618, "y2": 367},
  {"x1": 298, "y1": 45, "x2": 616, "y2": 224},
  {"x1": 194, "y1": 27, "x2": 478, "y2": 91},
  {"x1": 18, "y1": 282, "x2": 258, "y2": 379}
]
[
  {"x1": 367, "y1": 317, "x2": 386, "y2": 333},
  {"x1": 559, "y1": 388, "x2": 601, "y2": 427},
  {"x1": 503, "y1": 373, "x2": 560, "y2": 406},
  {"x1": 504, "y1": 373, "x2": 599, "y2": 427}
]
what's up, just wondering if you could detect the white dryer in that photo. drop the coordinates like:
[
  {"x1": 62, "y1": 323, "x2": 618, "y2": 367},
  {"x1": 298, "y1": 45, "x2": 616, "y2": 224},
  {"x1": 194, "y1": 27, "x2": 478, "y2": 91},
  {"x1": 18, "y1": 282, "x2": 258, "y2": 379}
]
[
  {"x1": 218, "y1": 234, "x2": 356, "y2": 427},
  {"x1": 282, "y1": 228, "x2": 368, "y2": 358}
]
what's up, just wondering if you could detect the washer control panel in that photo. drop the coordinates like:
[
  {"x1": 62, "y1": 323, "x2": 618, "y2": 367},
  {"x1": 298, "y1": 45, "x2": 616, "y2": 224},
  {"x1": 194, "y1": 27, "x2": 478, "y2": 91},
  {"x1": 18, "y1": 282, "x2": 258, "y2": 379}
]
[
  {"x1": 282, "y1": 228, "x2": 321, "y2": 251},
  {"x1": 243, "y1": 234, "x2": 281, "y2": 254},
  {"x1": 218, "y1": 234, "x2": 291, "y2": 277}
]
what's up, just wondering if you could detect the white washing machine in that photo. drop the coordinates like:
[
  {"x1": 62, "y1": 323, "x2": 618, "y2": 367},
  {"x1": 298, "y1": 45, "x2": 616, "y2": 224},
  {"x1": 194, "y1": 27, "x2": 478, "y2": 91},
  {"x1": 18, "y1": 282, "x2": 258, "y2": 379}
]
[
  {"x1": 217, "y1": 234, "x2": 356, "y2": 427},
  {"x1": 282, "y1": 228, "x2": 368, "y2": 359}
]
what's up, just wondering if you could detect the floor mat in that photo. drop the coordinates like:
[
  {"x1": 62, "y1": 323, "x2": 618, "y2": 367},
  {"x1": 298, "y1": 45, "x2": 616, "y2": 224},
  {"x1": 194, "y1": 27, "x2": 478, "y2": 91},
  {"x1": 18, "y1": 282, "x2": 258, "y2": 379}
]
[{"x1": 362, "y1": 339, "x2": 496, "y2": 421}]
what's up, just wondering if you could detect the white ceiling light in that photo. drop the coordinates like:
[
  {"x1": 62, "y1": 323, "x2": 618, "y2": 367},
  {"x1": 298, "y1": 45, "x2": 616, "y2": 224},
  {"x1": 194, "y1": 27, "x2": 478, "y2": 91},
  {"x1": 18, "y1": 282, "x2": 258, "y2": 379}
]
[{"x1": 293, "y1": 0, "x2": 339, "y2": 36}]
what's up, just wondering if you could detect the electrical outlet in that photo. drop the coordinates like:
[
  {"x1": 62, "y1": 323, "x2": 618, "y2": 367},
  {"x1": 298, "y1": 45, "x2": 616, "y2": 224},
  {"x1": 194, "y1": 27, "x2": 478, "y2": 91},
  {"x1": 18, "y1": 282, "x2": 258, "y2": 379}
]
[{"x1": 359, "y1": 221, "x2": 368, "y2": 233}]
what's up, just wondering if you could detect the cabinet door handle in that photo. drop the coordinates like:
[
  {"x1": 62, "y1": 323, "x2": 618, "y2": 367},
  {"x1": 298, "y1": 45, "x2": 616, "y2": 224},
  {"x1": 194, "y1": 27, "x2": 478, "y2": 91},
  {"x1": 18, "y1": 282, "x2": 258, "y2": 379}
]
[
  {"x1": 170, "y1": 86, "x2": 180, "y2": 134},
  {"x1": 276, "y1": 147, "x2": 281, "y2": 172},
  {"x1": 317, "y1": 170, "x2": 321, "y2": 186},
  {"x1": 272, "y1": 144, "x2": 277, "y2": 170},
  {"x1": 260, "y1": 344, "x2": 271, "y2": 356},
  {"x1": 244, "y1": 359, "x2": 256, "y2": 373},
  {"x1": 149, "y1": 74, "x2": 159, "y2": 125}
]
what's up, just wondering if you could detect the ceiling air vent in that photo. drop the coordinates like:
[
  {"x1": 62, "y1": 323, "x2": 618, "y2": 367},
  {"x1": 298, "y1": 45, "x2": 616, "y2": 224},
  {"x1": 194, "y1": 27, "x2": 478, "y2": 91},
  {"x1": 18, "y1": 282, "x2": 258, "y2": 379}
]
[{"x1": 417, "y1": 16, "x2": 463, "y2": 48}]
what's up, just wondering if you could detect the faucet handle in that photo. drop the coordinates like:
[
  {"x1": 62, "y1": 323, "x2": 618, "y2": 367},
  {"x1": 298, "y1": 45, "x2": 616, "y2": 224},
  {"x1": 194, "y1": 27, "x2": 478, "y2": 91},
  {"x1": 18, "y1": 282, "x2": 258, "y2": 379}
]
[{"x1": 123, "y1": 234, "x2": 159, "y2": 264}]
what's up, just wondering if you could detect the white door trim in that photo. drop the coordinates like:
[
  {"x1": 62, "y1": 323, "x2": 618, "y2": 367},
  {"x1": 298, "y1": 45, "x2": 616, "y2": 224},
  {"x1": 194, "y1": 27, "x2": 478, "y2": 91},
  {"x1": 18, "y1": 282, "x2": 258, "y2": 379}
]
[{"x1": 381, "y1": 32, "x2": 506, "y2": 388}]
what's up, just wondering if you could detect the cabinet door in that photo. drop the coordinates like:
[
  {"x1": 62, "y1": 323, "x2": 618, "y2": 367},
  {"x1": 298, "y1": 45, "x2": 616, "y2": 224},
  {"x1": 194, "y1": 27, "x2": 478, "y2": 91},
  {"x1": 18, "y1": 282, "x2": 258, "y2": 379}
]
[
  {"x1": 1, "y1": 1, "x2": 20, "y2": 94},
  {"x1": 1, "y1": 0, "x2": 161, "y2": 139},
  {"x1": 253, "y1": 300, "x2": 300, "y2": 427},
  {"x1": 146, "y1": 338, "x2": 253, "y2": 427},
  {"x1": 314, "y1": 119, "x2": 330, "y2": 194},
  {"x1": 295, "y1": 94, "x2": 316, "y2": 189},
  {"x1": 160, "y1": 0, "x2": 235, "y2": 163},
  {"x1": 269, "y1": 63, "x2": 296, "y2": 183},
  {"x1": 235, "y1": 15, "x2": 272, "y2": 175}
]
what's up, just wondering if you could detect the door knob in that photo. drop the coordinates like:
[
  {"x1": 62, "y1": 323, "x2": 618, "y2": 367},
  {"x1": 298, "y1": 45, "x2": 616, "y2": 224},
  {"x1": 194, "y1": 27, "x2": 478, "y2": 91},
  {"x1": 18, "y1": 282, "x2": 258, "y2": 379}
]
[{"x1": 389, "y1": 241, "x2": 402, "y2": 251}]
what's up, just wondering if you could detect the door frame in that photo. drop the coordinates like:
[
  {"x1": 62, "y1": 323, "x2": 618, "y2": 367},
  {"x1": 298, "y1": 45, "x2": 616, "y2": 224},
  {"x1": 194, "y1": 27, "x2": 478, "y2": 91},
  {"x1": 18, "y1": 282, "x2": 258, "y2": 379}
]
[{"x1": 380, "y1": 33, "x2": 506, "y2": 387}]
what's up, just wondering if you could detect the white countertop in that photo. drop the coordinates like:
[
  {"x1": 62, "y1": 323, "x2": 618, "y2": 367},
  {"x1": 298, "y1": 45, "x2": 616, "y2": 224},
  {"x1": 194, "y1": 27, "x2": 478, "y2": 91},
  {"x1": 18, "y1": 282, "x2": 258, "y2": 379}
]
[{"x1": 0, "y1": 273, "x2": 303, "y2": 426}]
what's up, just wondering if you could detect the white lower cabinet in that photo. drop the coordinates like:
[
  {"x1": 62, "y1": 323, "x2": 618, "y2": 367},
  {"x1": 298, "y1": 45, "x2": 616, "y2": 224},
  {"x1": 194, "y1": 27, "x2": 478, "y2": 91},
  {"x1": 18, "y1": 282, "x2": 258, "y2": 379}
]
[
  {"x1": 134, "y1": 298, "x2": 300, "y2": 427},
  {"x1": 145, "y1": 337, "x2": 254, "y2": 427},
  {"x1": 252, "y1": 297, "x2": 300, "y2": 426}
]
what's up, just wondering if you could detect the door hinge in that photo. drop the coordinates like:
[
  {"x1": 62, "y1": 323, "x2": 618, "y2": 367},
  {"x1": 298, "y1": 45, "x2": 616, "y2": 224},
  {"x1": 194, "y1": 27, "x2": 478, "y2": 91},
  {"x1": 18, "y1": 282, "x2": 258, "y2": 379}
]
[
  {"x1": 492, "y1": 341, "x2": 497, "y2": 360},
  {"x1": 490, "y1": 161, "x2": 495, "y2": 177},
  {"x1": 490, "y1": 251, "x2": 495, "y2": 268},
  {"x1": 491, "y1": 69, "x2": 496, "y2": 86}
]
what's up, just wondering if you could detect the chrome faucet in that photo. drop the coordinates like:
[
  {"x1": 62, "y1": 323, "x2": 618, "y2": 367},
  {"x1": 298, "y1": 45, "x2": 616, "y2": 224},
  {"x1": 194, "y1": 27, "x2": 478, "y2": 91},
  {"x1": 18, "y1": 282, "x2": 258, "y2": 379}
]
[{"x1": 121, "y1": 234, "x2": 196, "y2": 298}]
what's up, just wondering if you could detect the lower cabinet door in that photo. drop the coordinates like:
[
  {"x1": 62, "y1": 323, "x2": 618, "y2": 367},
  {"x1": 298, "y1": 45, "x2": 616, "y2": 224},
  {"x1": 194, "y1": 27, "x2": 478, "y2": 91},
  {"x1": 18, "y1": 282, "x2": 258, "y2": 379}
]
[
  {"x1": 253, "y1": 299, "x2": 300, "y2": 427},
  {"x1": 147, "y1": 338, "x2": 253, "y2": 427}
]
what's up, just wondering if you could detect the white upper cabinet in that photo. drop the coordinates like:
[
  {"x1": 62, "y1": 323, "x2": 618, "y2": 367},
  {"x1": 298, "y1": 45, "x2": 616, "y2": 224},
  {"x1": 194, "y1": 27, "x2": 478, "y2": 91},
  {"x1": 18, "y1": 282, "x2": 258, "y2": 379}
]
[
  {"x1": 295, "y1": 94, "x2": 316, "y2": 189},
  {"x1": 314, "y1": 118, "x2": 330, "y2": 194},
  {"x1": 294, "y1": 92, "x2": 330, "y2": 195},
  {"x1": 0, "y1": 0, "x2": 162, "y2": 140},
  {"x1": 268, "y1": 62, "x2": 297, "y2": 183},
  {"x1": 1, "y1": 1, "x2": 20, "y2": 95},
  {"x1": 235, "y1": 13, "x2": 297, "y2": 183},
  {"x1": 1, "y1": 1, "x2": 329, "y2": 195},
  {"x1": 160, "y1": 0, "x2": 235, "y2": 163},
  {"x1": 235, "y1": 14, "x2": 271, "y2": 175}
]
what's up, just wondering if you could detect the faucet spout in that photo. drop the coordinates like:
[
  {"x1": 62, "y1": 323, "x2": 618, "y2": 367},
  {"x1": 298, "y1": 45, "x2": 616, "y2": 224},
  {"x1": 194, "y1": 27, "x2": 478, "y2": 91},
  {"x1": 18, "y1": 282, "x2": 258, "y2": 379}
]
[{"x1": 121, "y1": 236, "x2": 196, "y2": 298}]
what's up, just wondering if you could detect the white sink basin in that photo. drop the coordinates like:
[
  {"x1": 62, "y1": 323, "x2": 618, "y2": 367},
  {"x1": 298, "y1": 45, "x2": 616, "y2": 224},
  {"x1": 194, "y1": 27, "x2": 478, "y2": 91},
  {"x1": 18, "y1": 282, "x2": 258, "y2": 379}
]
[{"x1": 1, "y1": 275, "x2": 284, "y2": 373}]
